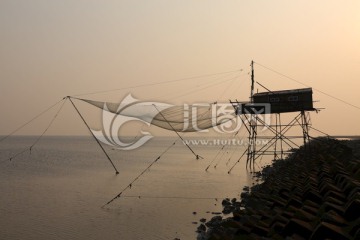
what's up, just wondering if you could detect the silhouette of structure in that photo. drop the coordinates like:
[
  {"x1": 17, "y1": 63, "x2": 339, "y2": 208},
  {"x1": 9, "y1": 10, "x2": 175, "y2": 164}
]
[{"x1": 231, "y1": 61, "x2": 317, "y2": 168}]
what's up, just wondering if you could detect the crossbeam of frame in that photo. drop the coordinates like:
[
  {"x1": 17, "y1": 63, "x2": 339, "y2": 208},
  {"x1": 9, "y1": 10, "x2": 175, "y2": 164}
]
[{"x1": 240, "y1": 111, "x2": 311, "y2": 169}]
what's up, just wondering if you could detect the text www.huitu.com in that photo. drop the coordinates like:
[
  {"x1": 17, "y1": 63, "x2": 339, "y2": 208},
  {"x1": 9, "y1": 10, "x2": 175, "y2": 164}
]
[{"x1": 182, "y1": 138, "x2": 269, "y2": 146}]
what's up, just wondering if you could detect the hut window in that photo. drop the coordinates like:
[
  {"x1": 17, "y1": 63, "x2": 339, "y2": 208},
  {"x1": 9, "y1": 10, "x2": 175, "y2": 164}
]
[
  {"x1": 288, "y1": 96, "x2": 299, "y2": 101},
  {"x1": 269, "y1": 97, "x2": 280, "y2": 102}
]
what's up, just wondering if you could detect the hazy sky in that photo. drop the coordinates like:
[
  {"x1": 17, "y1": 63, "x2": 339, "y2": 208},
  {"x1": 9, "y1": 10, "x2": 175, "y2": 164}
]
[{"x1": 1, "y1": 0, "x2": 359, "y2": 137}]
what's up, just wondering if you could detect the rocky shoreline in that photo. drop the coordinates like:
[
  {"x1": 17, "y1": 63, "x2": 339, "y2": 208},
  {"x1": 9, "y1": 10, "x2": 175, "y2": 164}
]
[{"x1": 198, "y1": 138, "x2": 360, "y2": 240}]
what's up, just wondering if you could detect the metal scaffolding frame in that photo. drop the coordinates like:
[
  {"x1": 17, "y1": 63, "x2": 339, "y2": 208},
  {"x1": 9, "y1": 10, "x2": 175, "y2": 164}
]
[
  {"x1": 243, "y1": 110, "x2": 312, "y2": 169},
  {"x1": 230, "y1": 61, "x2": 315, "y2": 169}
]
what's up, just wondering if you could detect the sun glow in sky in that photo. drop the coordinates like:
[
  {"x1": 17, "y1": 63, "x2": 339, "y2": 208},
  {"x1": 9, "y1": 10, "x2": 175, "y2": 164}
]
[{"x1": 0, "y1": 0, "x2": 359, "y2": 136}]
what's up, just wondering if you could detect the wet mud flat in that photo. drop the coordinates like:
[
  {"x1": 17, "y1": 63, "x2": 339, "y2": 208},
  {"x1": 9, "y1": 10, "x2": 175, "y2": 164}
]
[{"x1": 198, "y1": 138, "x2": 360, "y2": 240}]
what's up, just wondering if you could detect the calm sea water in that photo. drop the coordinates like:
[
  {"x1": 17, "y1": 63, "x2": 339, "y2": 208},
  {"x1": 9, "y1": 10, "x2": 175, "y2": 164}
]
[{"x1": 0, "y1": 136, "x2": 268, "y2": 240}]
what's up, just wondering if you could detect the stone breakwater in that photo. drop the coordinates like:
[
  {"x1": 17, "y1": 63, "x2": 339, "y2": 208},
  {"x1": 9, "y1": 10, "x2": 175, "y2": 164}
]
[{"x1": 199, "y1": 138, "x2": 360, "y2": 240}]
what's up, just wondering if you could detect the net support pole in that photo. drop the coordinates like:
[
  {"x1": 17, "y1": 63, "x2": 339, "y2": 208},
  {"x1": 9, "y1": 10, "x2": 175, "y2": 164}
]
[
  {"x1": 152, "y1": 104, "x2": 202, "y2": 160},
  {"x1": 68, "y1": 97, "x2": 119, "y2": 175}
]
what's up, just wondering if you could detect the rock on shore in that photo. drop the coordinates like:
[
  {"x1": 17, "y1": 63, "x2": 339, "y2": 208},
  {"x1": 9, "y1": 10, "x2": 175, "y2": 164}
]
[{"x1": 199, "y1": 138, "x2": 360, "y2": 240}]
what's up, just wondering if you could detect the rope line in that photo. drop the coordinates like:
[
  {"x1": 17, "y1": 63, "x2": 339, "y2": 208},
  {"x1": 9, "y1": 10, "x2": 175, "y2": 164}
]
[
  {"x1": 228, "y1": 149, "x2": 248, "y2": 174},
  {"x1": 6, "y1": 98, "x2": 67, "y2": 162},
  {"x1": 254, "y1": 61, "x2": 360, "y2": 110},
  {"x1": 102, "y1": 140, "x2": 177, "y2": 207},
  {"x1": 216, "y1": 72, "x2": 242, "y2": 102},
  {"x1": 156, "y1": 71, "x2": 243, "y2": 101},
  {"x1": 0, "y1": 98, "x2": 65, "y2": 143},
  {"x1": 226, "y1": 134, "x2": 246, "y2": 166},
  {"x1": 309, "y1": 126, "x2": 330, "y2": 137},
  {"x1": 167, "y1": 75, "x2": 241, "y2": 101},
  {"x1": 73, "y1": 69, "x2": 242, "y2": 97},
  {"x1": 153, "y1": 104, "x2": 203, "y2": 160},
  {"x1": 205, "y1": 129, "x2": 240, "y2": 171},
  {"x1": 205, "y1": 145, "x2": 224, "y2": 171},
  {"x1": 120, "y1": 195, "x2": 232, "y2": 200},
  {"x1": 213, "y1": 130, "x2": 242, "y2": 169},
  {"x1": 214, "y1": 147, "x2": 230, "y2": 168}
]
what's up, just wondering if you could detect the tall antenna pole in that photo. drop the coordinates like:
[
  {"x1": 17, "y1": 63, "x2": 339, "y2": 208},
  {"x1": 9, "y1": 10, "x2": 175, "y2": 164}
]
[
  {"x1": 250, "y1": 60, "x2": 255, "y2": 103},
  {"x1": 247, "y1": 60, "x2": 256, "y2": 168}
]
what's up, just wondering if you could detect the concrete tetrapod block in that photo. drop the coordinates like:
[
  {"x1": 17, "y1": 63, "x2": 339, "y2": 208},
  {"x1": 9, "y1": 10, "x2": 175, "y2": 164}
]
[{"x1": 310, "y1": 222, "x2": 351, "y2": 240}]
